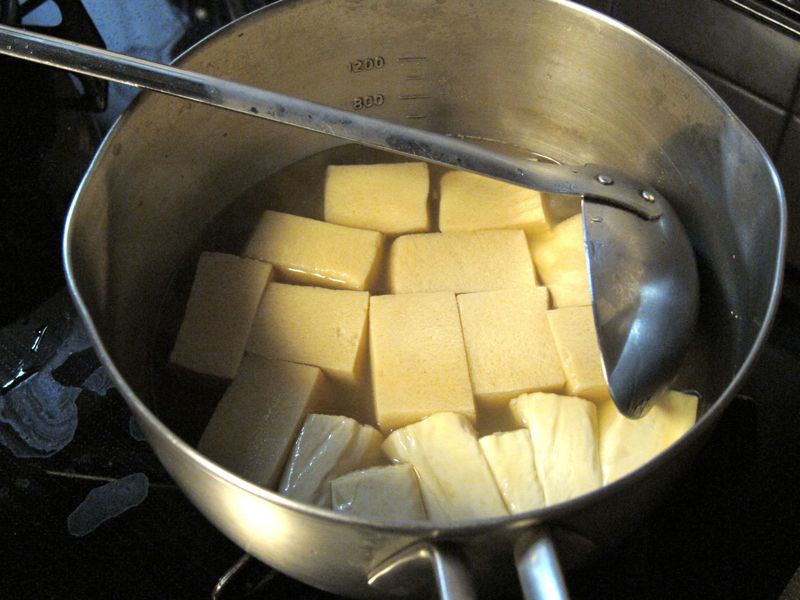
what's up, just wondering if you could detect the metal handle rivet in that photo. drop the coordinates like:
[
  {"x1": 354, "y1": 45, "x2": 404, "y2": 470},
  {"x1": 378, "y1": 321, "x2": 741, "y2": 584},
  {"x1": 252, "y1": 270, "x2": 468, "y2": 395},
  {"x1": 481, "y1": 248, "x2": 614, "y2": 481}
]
[
  {"x1": 640, "y1": 190, "x2": 656, "y2": 202},
  {"x1": 596, "y1": 174, "x2": 614, "y2": 185}
]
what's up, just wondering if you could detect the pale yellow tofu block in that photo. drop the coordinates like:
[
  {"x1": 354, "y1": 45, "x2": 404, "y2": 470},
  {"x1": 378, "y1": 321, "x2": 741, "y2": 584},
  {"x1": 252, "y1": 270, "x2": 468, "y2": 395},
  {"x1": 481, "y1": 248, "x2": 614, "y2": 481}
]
[
  {"x1": 279, "y1": 414, "x2": 383, "y2": 507},
  {"x1": 247, "y1": 283, "x2": 369, "y2": 384},
  {"x1": 243, "y1": 209, "x2": 383, "y2": 291},
  {"x1": 438, "y1": 170, "x2": 548, "y2": 237},
  {"x1": 599, "y1": 390, "x2": 698, "y2": 484},
  {"x1": 331, "y1": 464, "x2": 428, "y2": 520},
  {"x1": 198, "y1": 356, "x2": 326, "y2": 489},
  {"x1": 529, "y1": 213, "x2": 591, "y2": 307},
  {"x1": 457, "y1": 287, "x2": 564, "y2": 406},
  {"x1": 388, "y1": 230, "x2": 536, "y2": 294},
  {"x1": 382, "y1": 412, "x2": 508, "y2": 522},
  {"x1": 540, "y1": 193, "x2": 582, "y2": 228},
  {"x1": 511, "y1": 392, "x2": 602, "y2": 506},
  {"x1": 479, "y1": 430, "x2": 546, "y2": 514},
  {"x1": 369, "y1": 292, "x2": 475, "y2": 433},
  {"x1": 170, "y1": 252, "x2": 273, "y2": 379},
  {"x1": 547, "y1": 305, "x2": 610, "y2": 403},
  {"x1": 324, "y1": 162, "x2": 430, "y2": 235}
]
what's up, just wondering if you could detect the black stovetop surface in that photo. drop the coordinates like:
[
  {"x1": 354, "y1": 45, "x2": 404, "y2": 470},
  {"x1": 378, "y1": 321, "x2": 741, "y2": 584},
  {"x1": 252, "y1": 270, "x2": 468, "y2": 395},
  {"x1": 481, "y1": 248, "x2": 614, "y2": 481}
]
[{"x1": 2, "y1": 1, "x2": 800, "y2": 598}]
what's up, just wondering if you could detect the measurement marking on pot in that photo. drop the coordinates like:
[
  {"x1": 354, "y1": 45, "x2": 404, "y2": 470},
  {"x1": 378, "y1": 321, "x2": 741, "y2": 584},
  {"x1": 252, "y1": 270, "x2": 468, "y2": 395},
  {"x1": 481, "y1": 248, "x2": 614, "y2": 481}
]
[
  {"x1": 398, "y1": 56, "x2": 427, "y2": 62},
  {"x1": 352, "y1": 94, "x2": 385, "y2": 110},
  {"x1": 405, "y1": 75, "x2": 424, "y2": 81},
  {"x1": 405, "y1": 114, "x2": 429, "y2": 120},
  {"x1": 348, "y1": 56, "x2": 385, "y2": 72},
  {"x1": 400, "y1": 94, "x2": 431, "y2": 100}
]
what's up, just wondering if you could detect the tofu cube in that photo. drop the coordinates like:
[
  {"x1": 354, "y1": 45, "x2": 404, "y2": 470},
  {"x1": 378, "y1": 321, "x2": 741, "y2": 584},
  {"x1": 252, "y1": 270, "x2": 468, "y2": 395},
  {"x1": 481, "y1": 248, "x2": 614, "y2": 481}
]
[
  {"x1": 511, "y1": 392, "x2": 602, "y2": 505},
  {"x1": 198, "y1": 356, "x2": 327, "y2": 489},
  {"x1": 382, "y1": 412, "x2": 508, "y2": 521},
  {"x1": 457, "y1": 287, "x2": 564, "y2": 406},
  {"x1": 529, "y1": 214, "x2": 591, "y2": 307},
  {"x1": 331, "y1": 464, "x2": 427, "y2": 520},
  {"x1": 279, "y1": 414, "x2": 383, "y2": 507},
  {"x1": 479, "y1": 430, "x2": 546, "y2": 513},
  {"x1": 438, "y1": 170, "x2": 548, "y2": 237},
  {"x1": 369, "y1": 292, "x2": 475, "y2": 433},
  {"x1": 387, "y1": 230, "x2": 536, "y2": 294},
  {"x1": 324, "y1": 162, "x2": 430, "y2": 235},
  {"x1": 540, "y1": 193, "x2": 582, "y2": 228},
  {"x1": 170, "y1": 252, "x2": 273, "y2": 379},
  {"x1": 247, "y1": 283, "x2": 369, "y2": 384},
  {"x1": 243, "y1": 210, "x2": 383, "y2": 291},
  {"x1": 599, "y1": 390, "x2": 698, "y2": 484},
  {"x1": 547, "y1": 305, "x2": 610, "y2": 403}
]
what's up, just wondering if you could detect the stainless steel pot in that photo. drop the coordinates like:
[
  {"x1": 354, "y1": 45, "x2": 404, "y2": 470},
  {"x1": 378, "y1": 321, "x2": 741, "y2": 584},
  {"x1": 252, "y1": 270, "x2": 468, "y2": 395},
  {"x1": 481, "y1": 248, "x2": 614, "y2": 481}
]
[{"x1": 62, "y1": 0, "x2": 786, "y2": 597}]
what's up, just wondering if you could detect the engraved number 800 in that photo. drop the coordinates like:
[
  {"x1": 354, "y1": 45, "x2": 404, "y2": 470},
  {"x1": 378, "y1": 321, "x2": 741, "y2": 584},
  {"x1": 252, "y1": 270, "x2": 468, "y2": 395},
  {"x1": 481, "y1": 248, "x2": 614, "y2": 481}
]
[{"x1": 352, "y1": 94, "x2": 385, "y2": 110}]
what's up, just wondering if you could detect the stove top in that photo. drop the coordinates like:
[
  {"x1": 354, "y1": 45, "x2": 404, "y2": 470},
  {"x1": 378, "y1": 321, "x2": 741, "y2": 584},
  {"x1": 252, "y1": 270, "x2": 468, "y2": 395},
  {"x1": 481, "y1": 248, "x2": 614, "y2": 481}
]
[{"x1": 2, "y1": 1, "x2": 799, "y2": 598}]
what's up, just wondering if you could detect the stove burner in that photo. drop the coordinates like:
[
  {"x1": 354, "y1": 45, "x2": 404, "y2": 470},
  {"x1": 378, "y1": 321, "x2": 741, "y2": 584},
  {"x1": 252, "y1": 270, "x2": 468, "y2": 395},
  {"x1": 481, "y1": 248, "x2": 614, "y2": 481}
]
[{"x1": 211, "y1": 553, "x2": 339, "y2": 599}]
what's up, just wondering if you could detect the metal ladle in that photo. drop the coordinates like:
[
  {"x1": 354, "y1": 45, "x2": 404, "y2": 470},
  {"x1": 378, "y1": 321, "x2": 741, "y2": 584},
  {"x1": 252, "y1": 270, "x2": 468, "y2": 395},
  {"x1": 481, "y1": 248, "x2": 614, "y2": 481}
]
[{"x1": 0, "y1": 24, "x2": 699, "y2": 417}]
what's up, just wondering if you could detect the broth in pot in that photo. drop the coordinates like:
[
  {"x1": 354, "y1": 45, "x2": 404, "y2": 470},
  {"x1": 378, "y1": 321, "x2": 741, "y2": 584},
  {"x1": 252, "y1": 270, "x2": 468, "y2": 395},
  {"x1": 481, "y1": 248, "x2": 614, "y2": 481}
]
[{"x1": 151, "y1": 143, "x2": 698, "y2": 524}]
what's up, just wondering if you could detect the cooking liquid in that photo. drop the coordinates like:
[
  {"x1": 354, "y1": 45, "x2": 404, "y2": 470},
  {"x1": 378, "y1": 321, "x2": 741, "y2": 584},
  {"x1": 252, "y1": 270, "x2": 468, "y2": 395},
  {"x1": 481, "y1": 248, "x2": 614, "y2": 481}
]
[{"x1": 150, "y1": 142, "x2": 564, "y2": 445}]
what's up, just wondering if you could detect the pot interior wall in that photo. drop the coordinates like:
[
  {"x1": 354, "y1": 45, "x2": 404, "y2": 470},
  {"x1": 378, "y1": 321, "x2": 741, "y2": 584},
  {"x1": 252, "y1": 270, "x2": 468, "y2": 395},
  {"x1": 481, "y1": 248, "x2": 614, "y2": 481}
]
[{"x1": 67, "y1": 0, "x2": 782, "y2": 430}]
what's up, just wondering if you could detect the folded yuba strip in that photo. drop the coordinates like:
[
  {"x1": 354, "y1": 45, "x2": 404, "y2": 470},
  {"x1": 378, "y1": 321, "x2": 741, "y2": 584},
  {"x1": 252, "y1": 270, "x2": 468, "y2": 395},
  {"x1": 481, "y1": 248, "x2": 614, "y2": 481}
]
[
  {"x1": 382, "y1": 412, "x2": 508, "y2": 522},
  {"x1": 599, "y1": 390, "x2": 698, "y2": 484},
  {"x1": 479, "y1": 429, "x2": 546, "y2": 514},
  {"x1": 529, "y1": 213, "x2": 591, "y2": 307},
  {"x1": 331, "y1": 464, "x2": 427, "y2": 520},
  {"x1": 279, "y1": 414, "x2": 383, "y2": 507},
  {"x1": 511, "y1": 392, "x2": 602, "y2": 505}
]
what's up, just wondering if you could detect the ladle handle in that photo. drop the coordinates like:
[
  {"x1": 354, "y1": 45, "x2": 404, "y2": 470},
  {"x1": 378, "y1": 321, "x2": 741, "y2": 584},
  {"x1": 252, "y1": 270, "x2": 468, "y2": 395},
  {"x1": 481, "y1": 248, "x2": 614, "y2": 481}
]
[{"x1": 0, "y1": 23, "x2": 660, "y2": 219}]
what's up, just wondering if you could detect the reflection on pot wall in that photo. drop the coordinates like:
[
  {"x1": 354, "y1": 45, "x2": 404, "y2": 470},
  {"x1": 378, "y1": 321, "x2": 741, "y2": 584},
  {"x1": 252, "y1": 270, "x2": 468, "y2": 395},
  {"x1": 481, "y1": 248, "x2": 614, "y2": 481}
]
[{"x1": 591, "y1": 0, "x2": 800, "y2": 269}]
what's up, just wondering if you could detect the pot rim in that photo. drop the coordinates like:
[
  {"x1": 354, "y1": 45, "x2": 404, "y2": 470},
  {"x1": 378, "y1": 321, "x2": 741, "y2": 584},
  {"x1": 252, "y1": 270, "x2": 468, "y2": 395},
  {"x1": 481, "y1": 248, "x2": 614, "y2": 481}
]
[{"x1": 62, "y1": 0, "x2": 788, "y2": 537}]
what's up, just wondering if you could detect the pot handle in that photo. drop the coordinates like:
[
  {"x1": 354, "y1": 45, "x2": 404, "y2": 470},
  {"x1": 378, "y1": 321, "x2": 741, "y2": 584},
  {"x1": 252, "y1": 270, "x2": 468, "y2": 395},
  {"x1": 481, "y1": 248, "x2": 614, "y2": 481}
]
[
  {"x1": 368, "y1": 530, "x2": 569, "y2": 599},
  {"x1": 515, "y1": 531, "x2": 570, "y2": 600},
  {"x1": 368, "y1": 542, "x2": 477, "y2": 599}
]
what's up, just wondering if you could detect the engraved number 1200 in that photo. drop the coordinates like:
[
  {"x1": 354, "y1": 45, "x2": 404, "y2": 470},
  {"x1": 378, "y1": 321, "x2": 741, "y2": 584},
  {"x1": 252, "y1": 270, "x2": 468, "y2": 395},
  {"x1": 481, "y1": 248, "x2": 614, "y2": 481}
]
[{"x1": 349, "y1": 56, "x2": 385, "y2": 72}]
